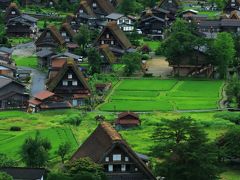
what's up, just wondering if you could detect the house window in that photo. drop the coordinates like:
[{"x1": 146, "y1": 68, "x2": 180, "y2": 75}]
[
  {"x1": 68, "y1": 74, "x2": 72, "y2": 79},
  {"x1": 72, "y1": 80, "x2": 78, "y2": 86},
  {"x1": 106, "y1": 34, "x2": 110, "y2": 38},
  {"x1": 108, "y1": 165, "x2": 113, "y2": 172},
  {"x1": 61, "y1": 32, "x2": 67, "y2": 36},
  {"x1": 113, "y1": 154, "x2": 121, "y2": 161},
  {"x1": 11, "y1": 11, "x2": 16, "y2": 15},
  {"x1": 135, "y1": 167, "x2": 138, "y2": 171},
  {"x1": 62, "y1": 80, "x2": 68, "y2": 86},
  {"x1": 125, "y1": 157, "x2": 129, "y2": 162},
  {"x1": 231, "y1": 0, "x2": 235, "y2": 2},
  {"x1": 105, "y1": 157, "x2": 109, "y2": 162},
  {"x1": 93, "y1": 3, "x2": 97, "y2": 8},
  {"x1": 111, "y1": 40, "x2": 114, "y2": 45},
  {"x1": 121, "y1": 164, "x2": 126, "y2": 172},
  {"x1": 168, "y1": 0, "x2": 172, "y2": 3},
  {"x1": 79, "y1": 9, "x2": 84, "y2": 13},
  {"x1": 101, "y1": 40, "x2": 104, "y2": 44}
]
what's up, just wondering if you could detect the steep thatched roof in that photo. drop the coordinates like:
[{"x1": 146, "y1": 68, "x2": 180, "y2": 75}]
[
  {"x1": 46, "y1": 59, "x2": 90, "y2": 91},
  {"x1": 99, "y1": 44, "x2": 116, "y2": 64},
  {"x1": 35, "y1": 25, "x2": 65, "y2": 46},
  {"x1": 96, "y1": 21, "x2": 132, "y2": 49}
]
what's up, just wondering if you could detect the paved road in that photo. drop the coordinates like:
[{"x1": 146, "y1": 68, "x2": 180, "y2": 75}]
[{"x1": 19, "y1": 67, "x2": 46, "y2": 96}]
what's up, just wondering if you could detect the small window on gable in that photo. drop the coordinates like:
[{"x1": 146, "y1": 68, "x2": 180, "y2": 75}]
[
  {"x1": 62, "y1": 80, "x2": 68, "y2": 86},
  {"x1": 134, "y1": 167, "x2": 138, "y2": 171},
  {"x1": 79, "y1": 9, "x2": 84, "y2": 13},
  {"x1": 108, "y1": 165, "x2": 113, "y2": 172},
  {"x1": 106, "y1": 34, "x2": 110, "y2": 38},
  {"x1": 62, "y1": 32, "x2": 67, "y2": 36},
  {"x1": 68, "y1": 74, "x2": 72, "y2": 79},
  {"x1": 168, "y1": 0, "x2": 172, "y2": 3},
  {"x1": 93, "y1": 3, "x2": 97, "y2": 8},
  {"x1": 105, "y1": 157, "x2": 109, "y2": 162},
  {"x1": 72, "y1": 80, "x2": 78, "y2": 86},
  {"x1": 111, "y1": 41, "x2": 114, "y2": 45},
  {"x1": 121, "y1": 164, "x2": 126, "y2": 172},
  {"x1": 113, "y1": 154, "x2": 121, "y2": 161},
  {"x1": 101, "y1": 40, "x2": 104, "y2": 44},
  {"x1": 11, "y1": 11, "x2": 16, "y2": 15},
  {"x1": 125, "y1": 157, "x2": 129, "y2": 162}
]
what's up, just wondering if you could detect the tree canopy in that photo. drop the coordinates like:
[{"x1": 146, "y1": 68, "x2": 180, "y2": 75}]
[{"x1": 152, "y1": 117, "x2": 220, "y2": 180}]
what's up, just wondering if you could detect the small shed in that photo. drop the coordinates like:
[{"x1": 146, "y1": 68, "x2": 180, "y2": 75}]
[{"x1": 115, "y1": 111, "x2": 141, "y2": 128}]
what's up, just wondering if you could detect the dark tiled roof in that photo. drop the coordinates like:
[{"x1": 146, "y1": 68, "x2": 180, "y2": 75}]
[
  {"x1": 21, "y1": 14, "x2": 38, "y2": 22},
  {"x1": 221, "y1": 19, "x2": 240, "y2": 26},
  {"x1": 36, "y1": 49, "x2": 54, "y2": 58},
  {"x1": 106, "y1": 12, "x2": 124, "y2": 20},
  {"x1": 0, "y1": 47, "x2": 13, "y2": 54},
  {"x1": 0, "y1": 167, "x2": 45, "y2": 180}
]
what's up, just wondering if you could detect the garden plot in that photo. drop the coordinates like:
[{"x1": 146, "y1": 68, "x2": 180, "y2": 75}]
[{"x1": 100, "y1": 79, "x2": 223, "y2": 111}]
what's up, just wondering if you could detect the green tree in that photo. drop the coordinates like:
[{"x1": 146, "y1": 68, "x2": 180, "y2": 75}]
[
  {"x1": 162, "y1": 19, "x2": 198, "y2": 76},
  {"x1": 121, "y1": 52, "x2": 142, "y2": 76},
  {"x1": 226, "y1": 75, "x2": 240, "y2": 108},
  {"x1": 57, "y1": 142, "x2": 71, "y2": 163},
  {"x1": 209, "y1": 32, "x2": 235, "y2": 79},
  {"x1": 0, "y1": 154, "x2": 17, "y2": 167},
  {"x1": 74, "y1": 25, "x2": 91, "y2": 54},
  {"x1": 21, "y1": 132, "x2": 51, "y2": 167},
  {"x1": 152, "y1": 117, "x2": 220, "y2": 180},
  {"x1": 217, "y1": 127, "x2": 240, "y2": 161},
  {"x1": 87, "y1": 48, "x2": 102, "y2": 74},
  {"x1": 0, "y1": 172, "x2": 13, "y2": 180},
  {"x1": 64, "y1": 158, "x2": 106, "y2": 180},
  {"x1": 118, "y1": 0, "x2": 136, "y2": 15}
]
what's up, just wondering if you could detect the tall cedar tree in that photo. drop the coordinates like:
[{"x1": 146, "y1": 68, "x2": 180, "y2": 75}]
[
  {"x1": 210, "y1": 32, "x2": 235, "y2": 79},
  {"x1": 74, "y1": 25, "x2": 91, "y2": 53},
  {"x1": 87, "y1": 48, "x2": 102, "y2": 74},
  {"x1": 152, "y1": 117, "x2": 220, "y2": 180}
]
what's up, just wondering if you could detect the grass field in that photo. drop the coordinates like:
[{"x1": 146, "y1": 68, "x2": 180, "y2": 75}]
[
  {"x1": 9, "y1": 37, "x2": 32, "y2": 46},
  {"x1": 0, "y1": 109, "x2": 240, "y2": 178},
  {"x1": 99, "y1": 79, "x2": 223, "y2": 111},
  {"x1": 13, "y1": 55, "x2": 38, "y2": 68}
]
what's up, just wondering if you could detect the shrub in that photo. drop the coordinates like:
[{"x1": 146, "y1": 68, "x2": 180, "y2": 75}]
[
  {"x1": 214, "y1": 112, "x2": 240, "y2": 125},
  {"x1": 10, "y1": 126, "x2": 21, "y2": 131},
  {"x1": 155, "y1": 44, "x2": 163, "y2": 56},
  {"x1": 142, "y1": 54, "x2": 151, "y2": 60},
  {"x1": 61, "y1": 115, "x2": 82, "y2": 126}
]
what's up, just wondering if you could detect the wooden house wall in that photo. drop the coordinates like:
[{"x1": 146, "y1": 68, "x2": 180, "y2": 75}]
[
  {"x1": 97, "y1": 30, "x2": 123, "y2": 50},
  {"x1": 53, "y1": 68, "x2": 87, "y2": 94},
  {"x1": 0, "y1": 93, "x2": 29, "y2": 109},
  {"x1": 6, "y1": 22, "x2": 32, "y2": 36},
  {"x1": 101, "y1": 146, "x2": 150, "y2": 180},
  {"x1": 0, "y1": 83, "x2": 24, "y2": 97}
]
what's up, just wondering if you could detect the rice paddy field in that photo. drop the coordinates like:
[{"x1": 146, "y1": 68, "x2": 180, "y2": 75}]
[{"x1": 99, "y1": 79, "x2": 224, "y2": 112}]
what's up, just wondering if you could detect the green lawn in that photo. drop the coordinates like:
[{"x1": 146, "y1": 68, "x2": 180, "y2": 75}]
[
  {"x1": 9, "y1": 37, "x2": 32, "y2": 46},
  {"x1": 13, "y1": 55, "x2": 38, "y2": 68},
  {"x1": 99, "y1": 79, "x2": 223, "y2": 111},
  {"x1": 140, "y1": 39, "x2": 161, "y2": 51}
]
